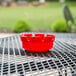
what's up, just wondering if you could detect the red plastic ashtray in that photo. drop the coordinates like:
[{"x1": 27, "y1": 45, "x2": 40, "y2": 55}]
[{"x1": 20, "y1": 34, "x2": 55, "y2": 52}]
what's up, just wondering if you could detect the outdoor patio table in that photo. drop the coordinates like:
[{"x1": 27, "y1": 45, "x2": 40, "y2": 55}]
[{"x1": 0, "y1": 32, "x2": 76, "y2": 76}]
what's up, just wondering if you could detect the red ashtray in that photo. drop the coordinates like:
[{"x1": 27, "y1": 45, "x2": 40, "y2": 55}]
[{"x1": 20, "y1": 34, "x2": 55, "y2": 52}]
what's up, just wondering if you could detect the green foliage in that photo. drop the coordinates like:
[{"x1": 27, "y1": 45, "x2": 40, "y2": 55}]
[
  {"x1": 0, "y1": 24, "x2": 2, "y2": 29},
  {"x1": 46, "y1": 0, "x2": 59, "y2": 2},
  {"x1": 26, "y1": 0, "x2": 39, "y2": 2},
  {"x1": 13, "y1": 20, "x2": 30, "y2": 33},
  {"x1": 0, "y1": 2, "x2": 76, "y2": 31},
  {"x1": 72, "y1": 25, "x2": 76, "y2": 32},
  {"x1": 27, "y1": 0, "x2": 58, "y2": 2},
  {"x1": 71, "y1": 21, "x2": 76, "y2": 32},
  {"x1": 67, "y1": 20, "x2": 73, "y2": 32},
  {"x1": 51, "y1": 19, "x2": 68, "y2": 32},
  {"x1": 14, "y1": 0, "x2": 18, "y2": 2},
  {"x1": 66, "y1": 0, "x2": 75, "y2": 1},
  {"x1": 68, "y1": 20, "x2": 73, "y2": 26}
]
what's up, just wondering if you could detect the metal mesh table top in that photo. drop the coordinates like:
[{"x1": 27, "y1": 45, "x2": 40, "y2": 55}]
[{"x1": 0, "y1": 32, "x2": 76, "y2": 76}]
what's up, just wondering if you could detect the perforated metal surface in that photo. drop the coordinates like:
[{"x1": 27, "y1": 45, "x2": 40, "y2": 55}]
[{"x1": 0, "y1": 33, "x2": 76, "y2": 76}]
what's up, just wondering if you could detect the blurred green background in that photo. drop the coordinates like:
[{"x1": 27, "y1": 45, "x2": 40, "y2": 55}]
[{"x1": 0, "y1": 1, "x2": 76, "y2": 32}]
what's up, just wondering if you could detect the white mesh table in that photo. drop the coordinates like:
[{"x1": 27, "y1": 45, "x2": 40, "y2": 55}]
[{"x1": 0, "y1": 32, "x2": 76, "y2": 76}]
